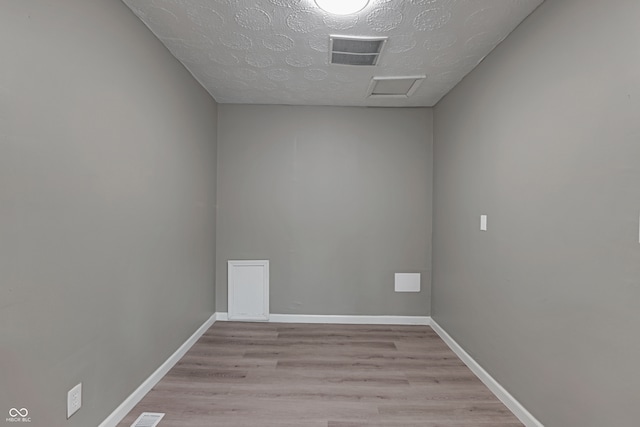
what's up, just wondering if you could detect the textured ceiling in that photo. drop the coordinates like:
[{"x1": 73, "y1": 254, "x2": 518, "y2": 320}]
[{"x1": 123, "y1": 0, "x2": 543, "y2": 106}]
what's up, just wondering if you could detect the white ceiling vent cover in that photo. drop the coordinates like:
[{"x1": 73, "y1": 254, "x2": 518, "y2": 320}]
[
  {"x1": 367, "y1": 76, "x2": 426, "y2": 98},
  {"x1": 131, "y1": 412, "x2": 165, "y2": 427},
  {"x1": 329, "y1": 35, "x2": 387, "y2": 66}
]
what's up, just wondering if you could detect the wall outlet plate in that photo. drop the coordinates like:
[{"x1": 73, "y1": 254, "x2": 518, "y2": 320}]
[{"x1": 67, "y1": 383, "x2": 82, "y2": 419}]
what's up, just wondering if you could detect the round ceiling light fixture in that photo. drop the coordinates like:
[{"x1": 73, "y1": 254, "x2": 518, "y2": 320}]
[{"x1": 314, "y1": 0, "x2": 370, "y2": 15}]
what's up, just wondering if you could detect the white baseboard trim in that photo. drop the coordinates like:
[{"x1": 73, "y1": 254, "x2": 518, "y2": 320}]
[
  {"x1": 215, "y1": 312, "x2": 431, "y2": 325},
  {"x1": 430, "y1": 319, "x2": 544, "y2": 427},
  {"x1": 98, "y1": 313, "x2": 217, "y2": 427},
  {"x1": 214, "y1": 311, "x2": 229, "y2": 321}
]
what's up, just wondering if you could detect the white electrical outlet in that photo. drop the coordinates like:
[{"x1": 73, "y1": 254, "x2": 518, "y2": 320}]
[{"x1": 67, "y1": 383, "x2": 82, "y2": 419}]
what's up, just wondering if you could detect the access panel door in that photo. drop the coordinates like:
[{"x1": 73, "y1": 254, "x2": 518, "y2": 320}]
[{"x1": 228, "y1": 260, "x2": 269, "y2": 321}]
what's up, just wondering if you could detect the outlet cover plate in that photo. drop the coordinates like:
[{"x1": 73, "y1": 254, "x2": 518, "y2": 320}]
[{"x1": 67, "y1": 383, "x2": 82, "y2": 419}]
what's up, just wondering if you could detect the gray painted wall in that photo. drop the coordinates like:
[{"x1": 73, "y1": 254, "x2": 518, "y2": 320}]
[
  {"x1": 432, "y1": 1, "x2": 640, "y2": 426},
  {"x1": 0, "y1": 1, "x2": 217, "y2": 426},
  {"x1": 216, "y1": 105, "x2": 432, "y2": 316}
]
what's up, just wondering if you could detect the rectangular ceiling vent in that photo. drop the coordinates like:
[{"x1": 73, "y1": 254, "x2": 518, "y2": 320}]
[
  {"x1": 131, "y1": 412, "x2": 165, "y2": 427},
  {"x1": 329, "y1": 35, "x2": 387, "y2": 66},
  {"x1": 367, "y1": 75, "x2": 426, "y2": 99}
]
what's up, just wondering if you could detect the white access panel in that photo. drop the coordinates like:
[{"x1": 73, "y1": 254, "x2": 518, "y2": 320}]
[
  {"x1": 395, "y1": 273, "x2": 421, "y2": 292},
  {"x1": 228, "y1": 260, "x2": 269, "y2": 321}
]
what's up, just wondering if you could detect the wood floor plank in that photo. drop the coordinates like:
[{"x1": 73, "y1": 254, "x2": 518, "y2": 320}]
[
  {"x1": 117, "y1": 322, "x2": 523, "y2": 427},
  {"x1": 176, "y1": 354, "x2": 277, "y2": 370},
  {"x1": 378, "y1": 401, "x2": 517, "y2": 420}
]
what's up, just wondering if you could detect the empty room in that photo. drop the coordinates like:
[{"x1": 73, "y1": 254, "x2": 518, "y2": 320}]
[{"x1": 1, "y1": 0, "x2": 638, "y2": 426}]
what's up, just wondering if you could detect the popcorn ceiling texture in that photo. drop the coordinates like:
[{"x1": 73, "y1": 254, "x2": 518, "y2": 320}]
[{"x1": 123, "y1": 0, "x2": 542, "y2": 106}]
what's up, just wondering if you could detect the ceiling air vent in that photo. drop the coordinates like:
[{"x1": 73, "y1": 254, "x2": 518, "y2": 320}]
[
  {"x1": 367, "y1": 75, "x2": 426, "y2": 99},
  {"x1": 329, "y1": 35, "x2": 387, "y2": 66}
]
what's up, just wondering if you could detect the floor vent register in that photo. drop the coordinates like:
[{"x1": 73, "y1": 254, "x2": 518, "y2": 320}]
[{"x1": 130, "y1": 412, "x2": 165, "y2": 427}]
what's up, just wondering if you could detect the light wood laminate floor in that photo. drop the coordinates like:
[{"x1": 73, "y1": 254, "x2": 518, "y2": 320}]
[{"x1": 118, "y1": 322, "x2": 523, "y2": 427}]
